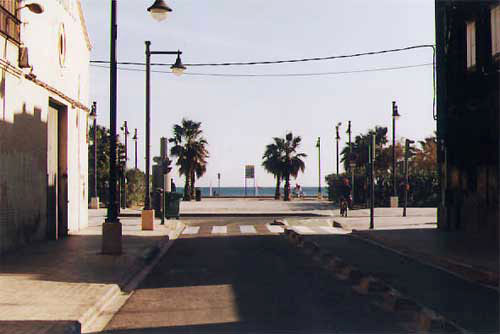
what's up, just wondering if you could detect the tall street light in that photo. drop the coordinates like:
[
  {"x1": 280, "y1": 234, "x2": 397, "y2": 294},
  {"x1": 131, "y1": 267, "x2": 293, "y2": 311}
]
[
  {"x1": 347, "y1": 120, "x2": 355, "y2": 205},
  {"x1": 132, "y1": 128, "x2": 138, "y2": 170},
  {"x1": 89, "y1": 102, "x2": 99, "y2": 209},
  {"x1": 142, "y1": 40, "x2": 185, "y2": 229},
  {"x1": 120, "y1": 121, "x2": 129, "y2": 209},
  {"x1": 316, "y1": 137, "x2": 321, "y2": 198},
  {"x1": 392, "y1": 101, "x2": 401, "y2": 207},
  {"x1": 335, "y1": 122, "x2": 341, "y2": 176},
  {"x1": 103, "y1": 0, "x2": 173, "y2": 255}
]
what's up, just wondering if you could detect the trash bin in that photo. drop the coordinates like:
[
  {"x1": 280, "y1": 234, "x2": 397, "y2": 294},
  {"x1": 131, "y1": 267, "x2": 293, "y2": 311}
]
[
  {"x1": 165, "y1": 192, "x2": 183, "y2": 219},
  {"x1": 195, "y1": 188, "x2": 202, "y2": 201}
]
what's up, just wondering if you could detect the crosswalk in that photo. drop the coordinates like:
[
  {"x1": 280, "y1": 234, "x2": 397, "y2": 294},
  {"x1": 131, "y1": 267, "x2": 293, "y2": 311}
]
[{"x1": 181, "y1": 224, "x2": 348, "y2": 236}]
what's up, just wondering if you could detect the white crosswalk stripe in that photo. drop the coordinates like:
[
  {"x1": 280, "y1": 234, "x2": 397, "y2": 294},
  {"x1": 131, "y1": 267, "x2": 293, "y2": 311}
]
[
  {"x1": 318, "y1": 226, "x2": 349, "y2": 234},
  {"x1": 266, "y1": 224, "x2": 284, "y2": 233},
  {"x1": 240, "y1": 225, "x2": 257, "y2": 233},
  {"x1": 212, "y1": 226, "x2": 227, "y2": 234},
  {"x1": 293, "y1": 226, "x2": 315, "y2": 234},
  {"x1": 183, "y1": 226, "x2": 200, "y2": 235}
]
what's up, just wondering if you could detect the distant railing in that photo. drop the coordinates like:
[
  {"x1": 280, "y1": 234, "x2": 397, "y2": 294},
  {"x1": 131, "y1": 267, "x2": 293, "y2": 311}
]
[{"x1": 0, "y1": 2, "x2": 20, "y2": 43}]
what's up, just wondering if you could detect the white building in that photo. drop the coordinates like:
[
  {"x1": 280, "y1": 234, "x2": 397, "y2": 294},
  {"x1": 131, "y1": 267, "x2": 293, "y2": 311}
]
[{"x1": 0, "y1": 0, "x2": 91, "y2": 254}]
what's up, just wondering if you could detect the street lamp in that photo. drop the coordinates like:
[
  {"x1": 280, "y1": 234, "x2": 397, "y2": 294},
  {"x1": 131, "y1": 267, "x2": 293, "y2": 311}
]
[
  {"x1": 143, "y1": 41, "x2": 185, "y2": 229},
  {"x1": 335, "y1": 122, "x2": 341, "y2": 176},
  {"x1": 132, "y1": 128, "x2": 138, "y2": 170},
  {"x1": 17, "y1": 2, "x2": 45, "y2": 14},
  {"x1": 89, "y1": 102, "x2": 99, "y2": 209},
  {"x1": 147, "y1": 0, "x2": 172, "y2": 22},
  {"x1": 346, "y1": 121, "x2": 354, "y2": 204},
  {"x1": 391, "y1": 101, "x2": 401, "y2": 207},
  {"x1": 316, "y1": 137, "x2": 321, "y2": 198},
  {"x1": 120, "y1": 121, "x2": 129, "y2": 209},
  {"x1": 102, "y1": 0, "x2": 174, "y2": 255}
]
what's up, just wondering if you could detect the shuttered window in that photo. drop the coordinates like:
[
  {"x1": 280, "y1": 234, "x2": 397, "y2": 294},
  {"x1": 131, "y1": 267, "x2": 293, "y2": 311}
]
[
  {"x1": 466, "y1": 21, "x2": 476, "y2": 68},
  {"x1": 492, "y1": 5, "x2": 500, "y2": 55},
  {"x1": 0, "y1": 0, "x2": 20, "y2": 43}
]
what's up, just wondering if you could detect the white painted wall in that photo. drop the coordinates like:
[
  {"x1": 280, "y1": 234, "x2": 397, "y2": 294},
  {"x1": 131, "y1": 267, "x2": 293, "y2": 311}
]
[{"x1": 0, "y1": 0, "x2": 90, "y2": 253}]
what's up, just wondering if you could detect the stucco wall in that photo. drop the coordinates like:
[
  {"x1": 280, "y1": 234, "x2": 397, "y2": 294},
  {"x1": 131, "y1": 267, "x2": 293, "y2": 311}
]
[{"x1": 0, "y1": 0, "x2": 90, "y2": 254}]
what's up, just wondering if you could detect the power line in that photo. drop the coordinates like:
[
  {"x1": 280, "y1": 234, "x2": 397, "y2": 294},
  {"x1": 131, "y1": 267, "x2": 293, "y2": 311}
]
[
  {"x1": 90, "y1": 44, "x2": 435, "y2": 68},
  {"x1": 90, "y1": 62, "x2": 433, "y2": 77}
]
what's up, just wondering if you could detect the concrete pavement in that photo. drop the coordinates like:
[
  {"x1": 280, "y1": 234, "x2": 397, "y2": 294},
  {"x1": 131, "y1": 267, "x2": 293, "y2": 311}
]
[{"x1": 0, "y1": 209, "x2": 184, "y2": 334}]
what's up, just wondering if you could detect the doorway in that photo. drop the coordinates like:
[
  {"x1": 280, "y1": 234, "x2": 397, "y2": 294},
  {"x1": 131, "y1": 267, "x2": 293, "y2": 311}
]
[{"x1": 47, "y1": 100, "x2": 68, "y2": 240}]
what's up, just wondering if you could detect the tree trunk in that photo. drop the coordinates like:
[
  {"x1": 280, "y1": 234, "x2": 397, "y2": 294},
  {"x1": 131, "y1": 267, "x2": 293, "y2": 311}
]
[
  {"x1": 284, "y1": 175, "x2": 290, "y2": 201},
  {"x1": 183, "y1": 174, "x2": 191, "y2": 201},
  {"x1": 191, "y1": 170, "x2": 196, "y2": 199},
  {"x1": 274, "y1": 175, "x2": 281, "y2": 200}
]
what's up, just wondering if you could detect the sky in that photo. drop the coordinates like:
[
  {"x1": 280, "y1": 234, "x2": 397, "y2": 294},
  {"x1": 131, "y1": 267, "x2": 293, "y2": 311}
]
[{"x1": 82, "y1": 0, "x2": 436, "y2": 188}]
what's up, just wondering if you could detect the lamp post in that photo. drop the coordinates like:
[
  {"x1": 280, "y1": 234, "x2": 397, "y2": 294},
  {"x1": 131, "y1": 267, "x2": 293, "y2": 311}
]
[
  {"x1": 391, "y1": 101, "x2": 401, "y2": 208},
  {"x1": 316, "y1": 137, "x2": 321, "y2": 198},
  {"x1": 89, "y1": 102, "x2": 99, "y2": 209},
  {"x1": 143, "y1": 40, "x2": 185, "y2": 228},
  {"x1": 120, "y1": 121, "x2": 129, "y2": 209},
  {"x1": 102, "y1": 0, "x2": 173, "y2": 255},
  {"x1": 335, "y1": 122, "x2": 341, "y2": 176},
  {"x1": 132, "y1": 128, "x2": 138, "y2": 170},
  {"x1": 346, "y1": 121, "x2": 354, "y2": 205}
]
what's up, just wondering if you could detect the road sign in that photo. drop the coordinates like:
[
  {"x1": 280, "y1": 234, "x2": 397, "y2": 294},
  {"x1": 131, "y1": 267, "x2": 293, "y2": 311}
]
[{"x1": 245, "y1": 165, "x2": 255, "y2": 179}]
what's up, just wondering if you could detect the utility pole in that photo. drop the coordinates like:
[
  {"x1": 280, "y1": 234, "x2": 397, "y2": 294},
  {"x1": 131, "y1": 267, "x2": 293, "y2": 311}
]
[
  {"x1": 132, "y1": 128, "x2": 138, "y2": 170},
  {"x1": 369, "y1": 134, "x2": 375, "y2": 229},
  {"x1": 316, "y1": 137, "x2": 321, "y2": 198},
  {"x1": 335, "y1": 122, "x2": 341, "y2": 176},
  {"x1": 403, "y1": 139, "x2": 414, "y2": 217}
]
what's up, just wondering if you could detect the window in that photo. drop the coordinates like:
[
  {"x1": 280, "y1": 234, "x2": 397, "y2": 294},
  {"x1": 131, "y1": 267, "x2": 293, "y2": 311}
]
[
  {"x1": 0, "y1": 0, "x2": 20, "y2": 43},
  {"x1": 491, "y1": 5, "x2": 500, "y2": 55},
  {"x1": 466, "y1": 21, "x2": 476, "y2": 68}
]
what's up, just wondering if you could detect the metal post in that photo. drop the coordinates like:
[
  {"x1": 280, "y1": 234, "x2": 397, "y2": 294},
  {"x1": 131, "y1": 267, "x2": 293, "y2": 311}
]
[
  {"x1": 370, "y1": 134, "x2": 375, "y2": 229},
  {"x1": 348, "y1": 121, "x2": 353, "y2": 204},
  {"x1": 134, "y1": 128, "x2": 138, "y2": 170},
  {"x1": 317, "y1": 137, "x2": 321, "y2": 197},
  {"x1": 218, "y1": 173, "x2": 221, "y2": 196},
  {"x1": 392, "y1": 102, "x2": 397, "y2": 196},
  {"x1": 93, "y1": 102, "x2": 98, "y2": 199},
  {"x1": 403, "y1": 150, "x2": 409, "y2": 217},
  {"x1": 145, "y1": 41, "x2": 151, "y2": 210},
  {"x1": 122, "y1": 121, "x2": 128, "y2": 208}
]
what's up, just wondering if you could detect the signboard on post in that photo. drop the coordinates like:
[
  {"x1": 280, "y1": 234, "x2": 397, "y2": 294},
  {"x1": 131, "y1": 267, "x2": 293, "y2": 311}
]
[{"x1": 245, "y1": 165, "x2": 255, "y2": 179}]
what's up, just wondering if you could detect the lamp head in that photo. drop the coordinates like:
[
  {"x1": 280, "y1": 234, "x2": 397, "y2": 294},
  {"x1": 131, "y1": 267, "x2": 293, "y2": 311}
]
[
  {"x1": 147, "y1": 0, "x2": 172, "y2": 22},
  {"x1": 19, "y1": 3, "x2": 44, "y2": 14},
  {"x1": 392, "y1": 101, "x2": 400, "y2": 119},
  {"x1": 171, "y1": 52, "x2": 186, "y2": 76},
  {"x1": 89, "y1": 102, "x2": 97, "y2": 121}
]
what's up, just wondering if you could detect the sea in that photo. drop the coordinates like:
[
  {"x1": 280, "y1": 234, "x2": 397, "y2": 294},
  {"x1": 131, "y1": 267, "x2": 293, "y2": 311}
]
[{"x1": 177, "y1": 186, "x2": 329, "y2": 197}]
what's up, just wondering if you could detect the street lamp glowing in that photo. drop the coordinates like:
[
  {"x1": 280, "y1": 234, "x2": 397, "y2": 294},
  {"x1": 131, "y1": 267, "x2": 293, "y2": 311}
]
[
  {"x1": 147, "y1": 0, "x2": 172, "y2": 22},
  {"x1": 171, "y1": 53, "x2": 186, "y2": 76}
]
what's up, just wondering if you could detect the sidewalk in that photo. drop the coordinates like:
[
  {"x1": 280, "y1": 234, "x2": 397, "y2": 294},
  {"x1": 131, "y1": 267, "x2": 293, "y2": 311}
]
[
  {"x1": 0, "y1": 209, "x2": 185, "y2": 334},
  {"x1": 332, "y1": 208, "x2": 499, "y2": 288}
]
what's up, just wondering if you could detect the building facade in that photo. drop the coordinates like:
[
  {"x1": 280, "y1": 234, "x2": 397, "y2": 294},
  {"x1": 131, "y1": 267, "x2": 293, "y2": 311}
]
[
  {"x1": 435, "y1": 1, "x2": 499, "y2": 239},
  {"x1": 0, "y1": 0, "x2": 91, "y2": 254}
]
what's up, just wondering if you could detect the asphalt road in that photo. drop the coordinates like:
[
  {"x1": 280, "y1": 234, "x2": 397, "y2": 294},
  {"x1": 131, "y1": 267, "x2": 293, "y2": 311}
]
[{"x1": 102, "y1": 218, "x2": 406, "y2": 334}]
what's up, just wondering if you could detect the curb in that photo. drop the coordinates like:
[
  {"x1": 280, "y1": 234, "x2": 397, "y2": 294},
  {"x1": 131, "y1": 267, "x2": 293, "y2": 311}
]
[
  {"x1": 81, "y1": 222, "x2": 186, "y2": 334},
  {"x1": 119, "y1": 212, "x2": 327, "y2": 218},
  {"x1": 350, "y1": 230, "x2": 499, "y2": 291},
  {"x1": 284, "y1": 228, "x2": 468, "y2": 334}
]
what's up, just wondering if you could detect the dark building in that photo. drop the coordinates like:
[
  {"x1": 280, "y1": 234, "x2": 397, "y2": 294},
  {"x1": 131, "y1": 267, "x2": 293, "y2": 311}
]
[{"x1": 435, "y1": 1, "x2": 499, "y2": 239}]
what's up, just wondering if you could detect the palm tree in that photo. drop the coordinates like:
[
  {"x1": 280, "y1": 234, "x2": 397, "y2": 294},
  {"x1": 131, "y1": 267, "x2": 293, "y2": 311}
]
[
  {"x1": 169, "y1": 119, "x2": 209, "y2": 201},
  {"x1": 281, "y1": 132, "x2": 307, "y2": 201},
  {"x1": 262, "y1": 137, "x2": 286, "y2": 199}
]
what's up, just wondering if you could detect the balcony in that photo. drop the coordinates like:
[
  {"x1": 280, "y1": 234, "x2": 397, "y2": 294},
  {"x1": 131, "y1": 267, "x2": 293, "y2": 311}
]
[{"x1": 0, "y1": 2, "x2": 20, "y2": 44}]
